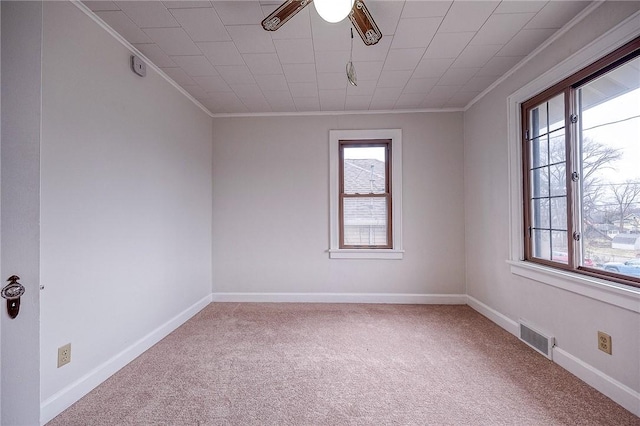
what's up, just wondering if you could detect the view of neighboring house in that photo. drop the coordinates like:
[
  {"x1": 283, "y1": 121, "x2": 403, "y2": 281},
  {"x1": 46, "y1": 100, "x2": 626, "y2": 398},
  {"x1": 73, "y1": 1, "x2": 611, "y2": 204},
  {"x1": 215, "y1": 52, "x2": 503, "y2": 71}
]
[{"x1": 612, "y1": 233, "x2": 640, "y2": 250}]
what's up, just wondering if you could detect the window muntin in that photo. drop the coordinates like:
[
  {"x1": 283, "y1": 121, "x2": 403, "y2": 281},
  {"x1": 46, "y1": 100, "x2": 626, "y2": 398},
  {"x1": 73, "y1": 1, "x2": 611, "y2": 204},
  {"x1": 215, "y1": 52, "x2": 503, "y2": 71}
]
[
  {"x1": 339, "y1": 140, "x2": 391, "y2": 249},
  {"x1": 522, "y1": 37, "x2": 640, "y2": 288}
]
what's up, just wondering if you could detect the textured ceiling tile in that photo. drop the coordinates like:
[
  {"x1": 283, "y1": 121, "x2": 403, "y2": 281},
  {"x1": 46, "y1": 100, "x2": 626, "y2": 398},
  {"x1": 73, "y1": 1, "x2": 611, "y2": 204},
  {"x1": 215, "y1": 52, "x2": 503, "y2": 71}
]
[
  {"x1": 242, "y1": 53, "x2": 284, "y2": 75},
  {"x1": 364, "y1": 1, "x2": 404, "y2": 36},
  {"x1": 133, "y1": 43, "x2": 177, "y2": 68},
  {"x1": 345, "y1": 95, "x2": 372, "y2": 110},
  {"x1": 315, "y1": 50, "x2": 350, "y2": 74},
  {"x1": 370, "y1": 87, "x2": 403, "y2": 110},
  {"x1": 496, "y1": 28, "x2": 556, "y2": 57},
  {"x1": 470, "y1": 13, "x2": 536, "y2": 46},
  {"x1": 395, "y1": 93, "x2": 426, "y2": 109},
  {"x1": 352, "y1": 61, "x2": 384, "y2": 81},
  {"x1": 283, "y1": 63, "x2": 317, "y2": 83},
  {"x1": 383, "y1": 48, "x2": 425, "y2": 71},
  {"x1": 84, "y1": 1, "x2": 120, "y2": 12},
  {"x1": 377, "y1": 70, "x2": 413, "y2": 88},
  {"x1": 347, "y1": 79, "x2": 377, "y2": 96},
  {"x1": 461, "y1": 75, "x2": 497, "y2": 92},
  {"x1": 412, "y1": 57, "x2": 455, "y2": 79},
  {"x1": 401, "y1": 1, "x2": 452, "y2": 18},
  {"x1": 192, "y1": 74, "x2": 232, "y2": 92},
  {"x1": 293, "y1": 97, "x2": 321, "y2": 111},
  {"x1": 446, "y1": 90, "x2": 481, "y2": 107},
  {"x1": 274, "y1": 39, "x2": 315, "y2": 64},
  {"x1": 163, "y1": 1, "x2": 212, "y2": 9},
  {"x1": 476, "y1": 55, "x2": 524, "y2": 76},
  {"x1": 317, "y1": 73, "x2": 348, "y2": 90},
  {"x1": 288, "y1": 82, "x2": 319, "y2": 98},
  {"x1": 437, "y1": 67, "x2": 479, "y2": 86},
  {"x1": 160, "y1": 67, "x2": 197, "y2": 86},
  {"x1": 255, "y1": 74, "x2": 289, "y2": 91},
  {"x1": 390, "y1": 17, "x2": 441, "y2": 49},
  {"x1": 525, "y1": 1, "x2": 590, "y2": 30},
  {"x1": 116, "y1": 1, "x2": 178, "y2": 28},
  {"x1": 423, "y1": 32, "x2": 475, "y2": 59},
  {"x1": 402, "y1": 78, "x2": 439, "y2": 94},
  {"x1": 451, "y1": 44, "x2": 502, "y2": 69},
  {"x1": 212, "y1": 1, "x2": 265, "y2": 25},
  {"x1": 170, "y1": 7, "x2": 230, "y2": 42},
  {"x1": 143, "y1": 27, "x2": 201, "y2": 55},
  {"x1": 171, "y1": 55, "x2": 217, "y2": 76},
  {"x1": 96, "y1": 11, "x2": 152, "y2": 44},
  {"x1": 197, "y1": 41, "x2": 244, "y2": 65},
  {"x1": 227, "y1": 25, "x2": 276, "y2": 54},
  {"x1": 351, "y1": 37, "x2": 391, "y2": 62},
  {"x1": 216, "y1": 65, "x2": 257, "y2": 85},
  {"x1": 494, "y1": 0, "x2": 546, "y2": 14},
  {"x1": 438, "y1": 1, "x2": 499, "y2": 33}
]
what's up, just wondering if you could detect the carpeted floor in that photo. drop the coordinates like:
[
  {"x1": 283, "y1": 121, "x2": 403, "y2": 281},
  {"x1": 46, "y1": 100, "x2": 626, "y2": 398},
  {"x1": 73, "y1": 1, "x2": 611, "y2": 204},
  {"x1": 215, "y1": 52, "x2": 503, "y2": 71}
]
[{"x1": 48, "y1": 303, "x2": 638, "y2": 425}]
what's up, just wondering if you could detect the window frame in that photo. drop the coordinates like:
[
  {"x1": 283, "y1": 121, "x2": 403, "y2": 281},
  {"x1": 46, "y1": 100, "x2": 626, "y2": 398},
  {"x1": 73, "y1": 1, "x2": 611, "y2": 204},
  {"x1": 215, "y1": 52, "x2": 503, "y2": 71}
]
[
  {"x1": 520, "y1": 36, "x2": 640, "y2": 289},
  {"x1": 329, "y1": 129, "x2": 403, "y2": 259},
  {"x1": 339, "y1": 139, "x2": 392, "y2": 249}
]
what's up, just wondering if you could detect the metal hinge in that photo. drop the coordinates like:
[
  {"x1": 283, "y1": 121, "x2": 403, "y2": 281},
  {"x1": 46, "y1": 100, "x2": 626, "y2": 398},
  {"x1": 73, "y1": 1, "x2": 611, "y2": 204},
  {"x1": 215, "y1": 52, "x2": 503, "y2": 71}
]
[
  {"x1": 528, "y1": 227, "x2": 532, "y2": 238},
  {"x1": 525, "y1": 129, "x2": 530, "y2": 141},
  {"x1": 570, "y1": 114, "x2": 578, "y2": 123}
]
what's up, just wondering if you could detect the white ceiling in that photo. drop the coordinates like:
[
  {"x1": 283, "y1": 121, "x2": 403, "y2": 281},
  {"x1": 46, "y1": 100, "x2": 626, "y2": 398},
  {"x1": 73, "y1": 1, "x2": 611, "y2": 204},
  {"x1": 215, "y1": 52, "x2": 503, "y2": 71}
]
[{"x1": 83, "y1": 0, "x2": 592, "y2": 115}]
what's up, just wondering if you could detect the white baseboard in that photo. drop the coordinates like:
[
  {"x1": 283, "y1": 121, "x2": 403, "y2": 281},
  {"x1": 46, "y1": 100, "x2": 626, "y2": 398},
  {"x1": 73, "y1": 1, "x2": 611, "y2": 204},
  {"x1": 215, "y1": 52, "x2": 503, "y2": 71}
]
[
  {"x1": 553, "y1": 347, "x2": 640, "y2": 417},
  {"x1": 466, "y1": 295, "x2": 519, "y2": 336},
  {"x1": 467, "y1": 295, "x2": 639, "y2": 417},
  {"x1": 211, "y1": 292, "x2": 467, "y2": 304},
  {"x1": 40, "y1": 294, "x2": 212, "y2": 425}
]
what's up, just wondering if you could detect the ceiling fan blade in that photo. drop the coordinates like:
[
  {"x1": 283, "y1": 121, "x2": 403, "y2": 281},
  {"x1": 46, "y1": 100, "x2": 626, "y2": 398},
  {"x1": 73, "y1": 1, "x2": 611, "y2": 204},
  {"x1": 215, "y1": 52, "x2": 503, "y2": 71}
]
[
  {"x1": 349, "y1": 0, "x2": 382, "y2": 46},
  {"x1": 262, "y1": 0, "x2": 313, "y2": 31}
]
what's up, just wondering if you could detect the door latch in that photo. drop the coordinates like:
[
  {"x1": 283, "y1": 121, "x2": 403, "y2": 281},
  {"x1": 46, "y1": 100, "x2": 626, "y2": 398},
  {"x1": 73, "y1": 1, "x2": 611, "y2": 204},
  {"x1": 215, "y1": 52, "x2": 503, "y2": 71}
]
[{"x1": 1, "y1": 275, "x2": 25, "y2": 319}]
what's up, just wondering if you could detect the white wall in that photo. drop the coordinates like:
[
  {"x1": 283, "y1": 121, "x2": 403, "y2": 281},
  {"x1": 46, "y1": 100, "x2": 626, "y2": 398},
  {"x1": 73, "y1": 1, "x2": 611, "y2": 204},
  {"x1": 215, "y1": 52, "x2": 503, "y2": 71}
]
[
  {"x1": 1, "y1": 2, "x2": 42, "y2": 424},
  {"x1": 464, "y1": 0, "x2": 640, "y2": 411},
  {"x1": 212, "y1": 112, "x2": 465, "y2": 298},
  {"x1": 39, "y1": 2, "x2": 212, "y2": 420}
]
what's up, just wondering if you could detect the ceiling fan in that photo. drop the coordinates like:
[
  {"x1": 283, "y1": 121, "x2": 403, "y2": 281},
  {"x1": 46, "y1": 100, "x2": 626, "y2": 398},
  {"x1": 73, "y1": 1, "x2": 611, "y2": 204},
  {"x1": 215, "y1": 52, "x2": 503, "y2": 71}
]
[{"x1": 261, "y1": 0, "x2": 382, "y2": 46}]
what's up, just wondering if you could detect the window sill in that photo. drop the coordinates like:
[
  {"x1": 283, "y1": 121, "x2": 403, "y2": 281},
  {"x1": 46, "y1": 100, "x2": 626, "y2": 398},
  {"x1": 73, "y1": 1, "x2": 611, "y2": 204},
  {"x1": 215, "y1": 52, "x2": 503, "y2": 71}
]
[
  {"x1": 329, "y1": 249, "x2": 404, "y2": 260},
  {"x1": 507, "y1": 260, "x2": 640, "y2": 313}
]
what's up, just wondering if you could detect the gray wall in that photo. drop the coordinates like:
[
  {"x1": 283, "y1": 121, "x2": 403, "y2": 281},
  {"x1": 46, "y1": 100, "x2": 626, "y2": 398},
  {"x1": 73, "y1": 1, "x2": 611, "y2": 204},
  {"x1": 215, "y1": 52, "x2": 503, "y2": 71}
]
[
  {"x1": 39, "y1": 1, "x2": 212, "y2": 417},
  {"x1": 212, "y1": 112, "x2": 465, "y2": 297}
]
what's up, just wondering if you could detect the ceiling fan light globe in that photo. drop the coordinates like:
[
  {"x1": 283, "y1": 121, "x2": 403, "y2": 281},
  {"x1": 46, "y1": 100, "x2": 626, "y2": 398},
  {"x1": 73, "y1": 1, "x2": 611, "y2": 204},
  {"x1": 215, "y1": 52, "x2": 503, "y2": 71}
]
[{"x1": 314, "y1": 0, "x2": 355, "y2": 23}]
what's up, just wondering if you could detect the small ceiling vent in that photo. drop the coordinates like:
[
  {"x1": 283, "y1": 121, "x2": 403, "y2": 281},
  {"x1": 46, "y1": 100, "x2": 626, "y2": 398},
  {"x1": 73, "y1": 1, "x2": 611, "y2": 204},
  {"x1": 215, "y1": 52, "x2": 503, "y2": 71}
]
[{"x1": 519, "y1": 321, "x2": 554, "y2": 360}]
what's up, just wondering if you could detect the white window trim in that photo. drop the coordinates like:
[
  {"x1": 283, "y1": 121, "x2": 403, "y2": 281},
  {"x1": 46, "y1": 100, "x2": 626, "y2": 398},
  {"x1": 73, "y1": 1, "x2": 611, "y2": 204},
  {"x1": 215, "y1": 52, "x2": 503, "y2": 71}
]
[
  {"x1": 329, "y1": 129, "x2": 403, "y2": 259},
  {"x1": 507, "y1": 12, "x2": 640, "y2": 311}
]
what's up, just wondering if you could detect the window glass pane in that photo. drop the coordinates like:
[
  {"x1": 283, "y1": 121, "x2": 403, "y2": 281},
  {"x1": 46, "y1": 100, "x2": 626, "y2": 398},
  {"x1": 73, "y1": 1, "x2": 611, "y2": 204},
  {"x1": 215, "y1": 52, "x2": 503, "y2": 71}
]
[
  {"x1": 532, "y1": 198, "x2": 550, "y2": 229},
  {"x1": 551, "y1": 231, "x2": 569, "y2": 264},
  {"x1": 548, "y1": 94, "x2": 565, "y2": 133},
  {"x1": 548, "y1": 129, "x2": 566, "y2": 163},
  {"x1": 532, "y1": 229, "x2": 551, "y2": 260},
  {"x1": 343, "y1": 197, "x2": 388, "y2": 246},
  {"x1": 530, "y1": 137, "x2": 548, "y2": 168},
  {"x1": 550, "y1": 197, "x2": 567, "y2": 230},
  {"x1": 343, "y1": 146, "x2": 386, "y2": 194},
  {"x1": 531, "y1": 167, "x2": 549, "y2": 198},
  {"x1": 549, "y1": 164, "x2": 566, "y2": 197},
  {"x1": 578, "y1": 56, "x2": 640, "y2": 278},
  {"x1": 530, "y1": 104, "x2": 548, "y2": 137}
]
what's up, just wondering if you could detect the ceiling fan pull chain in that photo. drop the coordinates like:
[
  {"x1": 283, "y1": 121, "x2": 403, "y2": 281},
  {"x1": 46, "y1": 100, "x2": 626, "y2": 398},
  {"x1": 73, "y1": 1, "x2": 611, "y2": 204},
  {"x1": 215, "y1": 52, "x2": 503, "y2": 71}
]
[{"x1": 346, "y1": 28, "x2": 358, "y2": 87}]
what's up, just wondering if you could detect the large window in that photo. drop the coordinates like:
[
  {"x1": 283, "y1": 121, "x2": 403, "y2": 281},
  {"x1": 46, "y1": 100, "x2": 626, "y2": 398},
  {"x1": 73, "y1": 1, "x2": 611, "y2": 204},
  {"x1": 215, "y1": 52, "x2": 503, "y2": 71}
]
[
  {"x1": 522, "y1": 37, "x2": 640, "y2": 288},
  {"x1": 329, "y1": 129, "x2": 403, "y2": 259}
]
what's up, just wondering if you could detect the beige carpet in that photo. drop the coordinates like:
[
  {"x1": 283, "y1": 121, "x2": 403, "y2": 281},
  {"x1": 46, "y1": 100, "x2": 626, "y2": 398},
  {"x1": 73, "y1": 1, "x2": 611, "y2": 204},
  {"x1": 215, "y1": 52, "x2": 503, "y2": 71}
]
[{"x1": 48, "y1": 303, "x2": 638, "y2": 425}]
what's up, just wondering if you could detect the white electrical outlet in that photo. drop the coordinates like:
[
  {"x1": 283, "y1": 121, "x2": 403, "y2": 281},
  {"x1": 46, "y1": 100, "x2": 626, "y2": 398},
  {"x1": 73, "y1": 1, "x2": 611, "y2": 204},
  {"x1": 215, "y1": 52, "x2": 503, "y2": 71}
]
[{"x1": 58, "y1": 343, "x2": 71, "y2": 368}]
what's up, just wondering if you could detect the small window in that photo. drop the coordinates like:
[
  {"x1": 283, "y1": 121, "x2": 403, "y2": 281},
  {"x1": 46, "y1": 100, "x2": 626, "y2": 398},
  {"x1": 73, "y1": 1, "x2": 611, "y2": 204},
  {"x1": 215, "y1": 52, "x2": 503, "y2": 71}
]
[
  {"x1": 329, "y1": 129, "x2": 403, "y2": 259},
  {"x1": 522, "y1": 37, "x2": 640, "y2": 288},
  {"x1": 339, "y1": 141, "x2": 391, "y2": 249}
]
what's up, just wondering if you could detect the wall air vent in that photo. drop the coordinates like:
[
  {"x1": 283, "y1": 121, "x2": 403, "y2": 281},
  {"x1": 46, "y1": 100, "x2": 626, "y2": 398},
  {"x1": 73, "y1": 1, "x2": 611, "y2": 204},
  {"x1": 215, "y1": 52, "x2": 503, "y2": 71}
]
[{"x1": 519, "y1": 321, "x2": 554, "y2": 360}]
